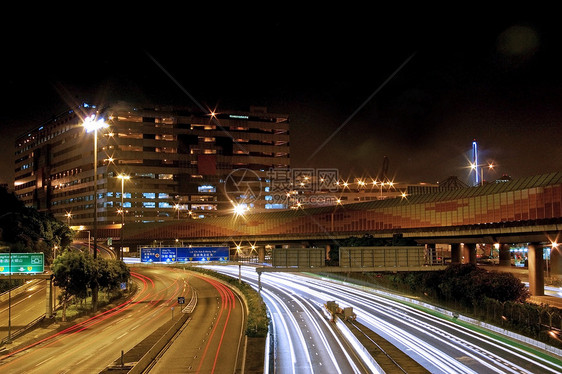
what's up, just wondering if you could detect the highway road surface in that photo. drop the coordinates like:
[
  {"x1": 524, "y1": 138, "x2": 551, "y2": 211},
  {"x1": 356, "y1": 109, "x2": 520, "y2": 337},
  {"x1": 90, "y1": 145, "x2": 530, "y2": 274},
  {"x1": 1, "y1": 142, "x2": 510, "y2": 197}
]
[
  {"x1": 0, "y1": 280, "x2": 51, "y2": 341},
  {"x1": 145, "y1": 271, "x2": 245, "y2": 373},
  {"x1": 205, "y1": 264, "x2": 562, "y2": 374},
  {"x1": 0, "y1": 266, "x2": 191, "y2": 373},
  {"x1": 205, "y1": 265, "x2": 373, "y2": 374}
]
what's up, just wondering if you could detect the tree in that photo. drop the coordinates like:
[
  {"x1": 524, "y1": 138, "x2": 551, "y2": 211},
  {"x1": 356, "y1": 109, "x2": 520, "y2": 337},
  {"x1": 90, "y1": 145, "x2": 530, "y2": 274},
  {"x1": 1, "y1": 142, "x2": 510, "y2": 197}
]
[
  {"x1": 437, "y1": 264, "x2": 529, "y2": 307},
  {"x1": 53, "y1": 250, "x2": 131, "y2": 320},
  {"x1": 96, "y1": 258, "x2": 130, "y2": 295},
  {"x1": 477, "y1": 270, "x2": 529, "y2": 303},
  {"x1": 52, "y1": 250, "x2": 94, "y2": 321},
  {"x1": 0, "y1": 186, "x2": 74, "y2": 258}
]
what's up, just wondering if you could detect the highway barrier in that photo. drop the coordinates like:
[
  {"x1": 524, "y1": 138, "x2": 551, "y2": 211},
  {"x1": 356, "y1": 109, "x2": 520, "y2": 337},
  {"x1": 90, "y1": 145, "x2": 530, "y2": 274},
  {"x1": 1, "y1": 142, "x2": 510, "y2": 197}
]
[{"x1": 128, "y1": 313, "x2": 190, "y2": 374}]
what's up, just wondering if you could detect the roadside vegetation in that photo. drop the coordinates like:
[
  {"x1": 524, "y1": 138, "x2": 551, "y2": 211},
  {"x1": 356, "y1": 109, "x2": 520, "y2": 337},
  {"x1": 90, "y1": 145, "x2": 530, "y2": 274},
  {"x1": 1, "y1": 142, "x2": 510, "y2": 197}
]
[
  {"x1": 52, "y1": 250, "x2": 130, "y2": 321},
  {"x1": 329, "y1": 235, "x2": 562, "y2": 349},
  {"x1": 0, "y1": 186, "x2": 74, "y2": 273},
  {"x1": 0, "y1": 185, "x2": 130, "y2": 316}
]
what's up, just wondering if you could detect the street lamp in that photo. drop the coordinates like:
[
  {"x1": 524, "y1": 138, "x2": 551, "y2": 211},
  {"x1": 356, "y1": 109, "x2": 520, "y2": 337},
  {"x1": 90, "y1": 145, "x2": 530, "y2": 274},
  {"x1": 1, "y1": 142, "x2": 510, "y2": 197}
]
[
  {"x1": 330, "y1": 198, "x2": 343, "y2": 232},
  {"x1": 83, "y1": 114, "x2": 109, "y2": 260},
  {"x1": 7, "y1": 246, "x2": 12, "y2": 343},
  {"x1": 471, "y1": 161, "x2": 495, "y2": 186},
  {"x1": 65, "y1": 211, "x2": 72, "y2": 226},
  {"x1": 547, "y1": 242, "x2": 558, "y2": 279},
  {"x1": 483, "y1": 162, "x2": 495, "y2": 184},
  {"x1": 233, "y1": 203, "x2": 247, "y2": 217},
  {"x1": 52, "y1": 245, "x2": 58, "y2": 313},
  {"x1": 77, "y1": 228, "x2": 91, "y2": 254},
  {"x1": 116, "y1": 174, "x2": 130, "y2": 261}
]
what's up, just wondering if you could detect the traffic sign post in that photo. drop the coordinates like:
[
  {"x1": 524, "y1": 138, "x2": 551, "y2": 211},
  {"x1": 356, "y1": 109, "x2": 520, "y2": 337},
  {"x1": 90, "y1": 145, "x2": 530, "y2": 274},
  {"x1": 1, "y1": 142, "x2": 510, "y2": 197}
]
[{"x1": 0, "y1": 253, "x2": 44, "y2": 274}]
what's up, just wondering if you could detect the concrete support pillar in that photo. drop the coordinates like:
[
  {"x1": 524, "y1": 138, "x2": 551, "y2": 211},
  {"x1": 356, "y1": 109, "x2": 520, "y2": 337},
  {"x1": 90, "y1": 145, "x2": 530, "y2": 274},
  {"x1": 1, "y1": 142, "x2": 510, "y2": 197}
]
[
  {"x1": 499, "y1": 244, "x2": 511, "y2": 267},
  {"x1": 551, "y1": 246, "x2": 562, "y2": 278},
  {"x1": 46, "y1": 278, "x2": 53, "y2": 318},
  {"x1": 451, "y1": 243, "x2": 461, "y2": 264},
  {"x1": 258, "y1": 247, "x2": 265, "y2": 263},
  {"x1": 463, "y1": 243, "x2": 476, "y2": 264},
  {"x1": 528, "y1": 243, "x2": 544, "y2": 296}
]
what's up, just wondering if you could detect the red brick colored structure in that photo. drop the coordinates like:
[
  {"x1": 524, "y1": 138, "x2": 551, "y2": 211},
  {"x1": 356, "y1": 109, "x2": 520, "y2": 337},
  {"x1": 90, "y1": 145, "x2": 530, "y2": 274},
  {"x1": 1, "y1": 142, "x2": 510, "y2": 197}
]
[{"x1": 120, "y1": 172, "x2": 562, "y2": 241}]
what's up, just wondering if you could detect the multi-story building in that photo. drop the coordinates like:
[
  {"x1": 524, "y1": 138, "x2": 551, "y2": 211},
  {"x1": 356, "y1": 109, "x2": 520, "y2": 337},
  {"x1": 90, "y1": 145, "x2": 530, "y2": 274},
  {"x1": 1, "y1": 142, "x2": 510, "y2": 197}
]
[{"x1": 14, "y1": 102, "x2": 290, "y2": 225}]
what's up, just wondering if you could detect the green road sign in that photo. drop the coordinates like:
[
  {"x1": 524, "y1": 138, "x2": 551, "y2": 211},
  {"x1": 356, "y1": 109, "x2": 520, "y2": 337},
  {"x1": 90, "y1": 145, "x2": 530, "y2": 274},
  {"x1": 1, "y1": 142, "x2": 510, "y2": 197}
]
[{"x1": 0, "y1": 253, "x2": 44, "y2": 274}]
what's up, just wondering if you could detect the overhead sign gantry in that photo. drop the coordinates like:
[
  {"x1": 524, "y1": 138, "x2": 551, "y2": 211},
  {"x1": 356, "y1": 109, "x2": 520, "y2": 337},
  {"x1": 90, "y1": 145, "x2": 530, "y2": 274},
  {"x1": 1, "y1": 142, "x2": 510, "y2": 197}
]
[{"x1": 140, "y1": 246, "x2": 229, "y2": 263}]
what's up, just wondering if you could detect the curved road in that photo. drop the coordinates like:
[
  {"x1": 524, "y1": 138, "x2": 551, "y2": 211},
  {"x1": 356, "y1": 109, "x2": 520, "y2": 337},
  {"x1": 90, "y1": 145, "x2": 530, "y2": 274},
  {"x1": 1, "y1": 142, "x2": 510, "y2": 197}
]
[
  {"x1": 205, "y1": 265, "x2": 371, "y2": 374},
  {"x1": 0, "y1": 266, "x2": 190, "y2": 373},
  {"x1": 147, "y1": 271, "x2": 245, "y2": 373},
  {"x1": 205, "y1": 265, "x2": 562, "y2": 374}
]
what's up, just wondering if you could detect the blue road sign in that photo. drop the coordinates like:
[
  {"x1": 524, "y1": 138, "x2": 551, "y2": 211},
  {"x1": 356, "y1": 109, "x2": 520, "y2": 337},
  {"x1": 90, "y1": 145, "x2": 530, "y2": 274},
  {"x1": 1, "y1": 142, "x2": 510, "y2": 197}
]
[{"x1": 140, "y1": 247, "x2": 229, "y2": 264}]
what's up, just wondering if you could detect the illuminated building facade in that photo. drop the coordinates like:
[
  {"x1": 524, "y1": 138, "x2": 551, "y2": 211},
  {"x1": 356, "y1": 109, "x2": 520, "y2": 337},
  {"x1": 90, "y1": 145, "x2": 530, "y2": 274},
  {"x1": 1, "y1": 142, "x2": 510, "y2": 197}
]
[{"x1": 14, "y1": 102, "x2": 290, "y2": 225}]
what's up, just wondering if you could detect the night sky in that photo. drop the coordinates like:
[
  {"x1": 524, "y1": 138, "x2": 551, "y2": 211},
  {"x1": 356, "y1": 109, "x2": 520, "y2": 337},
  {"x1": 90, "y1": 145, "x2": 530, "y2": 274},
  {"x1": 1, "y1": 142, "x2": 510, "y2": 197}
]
[{"x1": 2, "y1": 13, "x2": 561, "y2": 187}]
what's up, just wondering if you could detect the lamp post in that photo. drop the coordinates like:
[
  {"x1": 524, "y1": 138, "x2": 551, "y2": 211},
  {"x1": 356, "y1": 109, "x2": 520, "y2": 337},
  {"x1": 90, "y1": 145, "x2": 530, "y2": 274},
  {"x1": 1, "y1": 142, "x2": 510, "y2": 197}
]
[
  {"x1": 83, "y1": 114, "x2": 109, "y2": 260},
  {"x1": 471, "y1": 161, "x2": 495, "y2": 186},
  {"x1": 65, "y1": 212, "x2": 72, "y2": 226},
  {"x1": 116, "y1": 174, "x2": 130, "y2": 261},
  {"x1": 330, "y1": 198, "x2": 342, "y2": 232},
  {"x1": 52, "y1": 245, "x2": 58, "y2": 314},
  {"x1": 78, "y1": 228, "x2": 91, "y2": 254},
  {"x1": 7, "y1": 246, "x2": 12, "y2": 343},
  {"x1": 484, "y1": 162, "x2": 494, "y2": 185}
]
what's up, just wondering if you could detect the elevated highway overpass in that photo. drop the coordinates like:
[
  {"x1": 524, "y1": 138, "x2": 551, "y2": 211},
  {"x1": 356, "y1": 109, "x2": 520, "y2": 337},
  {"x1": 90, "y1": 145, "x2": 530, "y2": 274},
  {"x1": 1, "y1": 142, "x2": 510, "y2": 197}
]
[{"x1": 92, "y1": 171, "x2": 562, "y2": 295}]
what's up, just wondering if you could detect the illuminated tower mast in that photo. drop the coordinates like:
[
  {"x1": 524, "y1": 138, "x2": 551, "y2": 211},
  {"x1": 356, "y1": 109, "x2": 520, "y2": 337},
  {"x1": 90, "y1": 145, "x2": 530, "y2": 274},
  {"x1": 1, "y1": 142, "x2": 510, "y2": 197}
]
[{"x1": 472, "y1": 139, "x2": 479, "y2": 186}]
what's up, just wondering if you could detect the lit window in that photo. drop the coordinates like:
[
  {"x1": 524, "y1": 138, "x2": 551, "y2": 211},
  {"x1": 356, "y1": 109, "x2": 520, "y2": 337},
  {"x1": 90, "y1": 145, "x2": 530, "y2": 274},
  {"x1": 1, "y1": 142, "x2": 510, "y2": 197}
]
[
  {"x1": 265, "y1": 203, "x2": 285, "y2": 209},
  {"x1": 198, "y1": 185, "x2": 216, "y2": 193}
]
